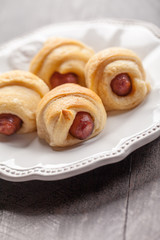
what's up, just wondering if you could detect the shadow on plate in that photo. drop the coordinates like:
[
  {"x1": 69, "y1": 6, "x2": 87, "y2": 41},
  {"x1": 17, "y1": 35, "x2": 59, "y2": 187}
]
[{"x1": 0, "y1": 132, "x2": 37, "y2": 148}]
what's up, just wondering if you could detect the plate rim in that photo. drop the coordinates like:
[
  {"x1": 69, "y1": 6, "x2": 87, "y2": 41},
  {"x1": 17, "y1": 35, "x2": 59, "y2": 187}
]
[{"x1": 0, "y1": 18, "x2": 160, "y2": 182}]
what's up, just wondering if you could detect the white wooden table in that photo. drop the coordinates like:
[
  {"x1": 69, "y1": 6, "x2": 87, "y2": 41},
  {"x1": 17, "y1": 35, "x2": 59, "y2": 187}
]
[{"x1": 0, "y1": 0, "x2": 160, "y2": 239}]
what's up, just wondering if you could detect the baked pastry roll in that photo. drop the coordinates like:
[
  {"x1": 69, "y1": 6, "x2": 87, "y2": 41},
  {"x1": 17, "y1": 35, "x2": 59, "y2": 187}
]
[
  {"x1": 36, "y1": 83, "x2": 106, "y2": 147},
  {"x1": 30, "y1": 37, "x2": 94, "y2": 89},
  {"x1": 0, "y1": 70, "x2": 49, "y2": 135},
  {"x1": 85, "y1": 47, "x2": 151, "y2": 111}
]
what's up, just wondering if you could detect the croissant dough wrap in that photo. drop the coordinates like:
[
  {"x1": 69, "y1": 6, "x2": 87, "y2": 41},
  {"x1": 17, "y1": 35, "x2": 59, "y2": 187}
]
[
  {"x1": 36, "y1": 84, "x2": 106, "y2": 147},
  {"x1": 30, "y1": 37, "x2": 94, "y2": 88},
  {"x1": 0, "y1": 70, "x2": 49, "y2": 133},
  {"x1": 85, "y1": 47, "x2": 151, "y2": 111}
]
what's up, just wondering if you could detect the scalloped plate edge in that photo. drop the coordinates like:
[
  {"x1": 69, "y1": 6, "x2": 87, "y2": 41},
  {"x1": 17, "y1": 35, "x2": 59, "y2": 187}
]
[
  {"x1": 0, "y1": 18, "x2": 160, "y2": 182},
  {"x1": 0, "y1": 122, "x2": 160, "y2": 182}
]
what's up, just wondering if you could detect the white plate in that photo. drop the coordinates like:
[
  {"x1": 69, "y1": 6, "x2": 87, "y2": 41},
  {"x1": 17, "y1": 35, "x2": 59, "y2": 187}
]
[{"x1": 0, "y1": 19, "x2": 160, "y2": 182}]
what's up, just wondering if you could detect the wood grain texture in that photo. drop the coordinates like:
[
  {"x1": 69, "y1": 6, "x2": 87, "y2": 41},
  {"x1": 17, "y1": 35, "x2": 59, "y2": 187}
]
[
  {"x1": 0, "y1": 159, "x2": 131, "y2": 240},
  {"x1": 125, "y1": 138, "x2": 160, "y2": 240},
  {"x1": 0, "y1": 0, "x2": 160, "y2": 239}
]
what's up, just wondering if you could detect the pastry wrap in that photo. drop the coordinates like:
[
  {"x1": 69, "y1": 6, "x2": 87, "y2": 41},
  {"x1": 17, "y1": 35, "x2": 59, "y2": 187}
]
[
  {"x1": 30, "y1": 37, "x2": 94, "y2": 88},
  {"x1": 36, "y1": 83, "x2": 106, "y2": 147},
  {"x1": 85, "y1": 47, "x2": 151, "y2": 111},
  {"x1": 0, "y1": 70, "x2": 49, "y2": 133}
]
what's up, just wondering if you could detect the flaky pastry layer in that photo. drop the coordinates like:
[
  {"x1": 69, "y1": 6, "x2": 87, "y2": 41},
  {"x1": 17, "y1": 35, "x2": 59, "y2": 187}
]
[
  {"x1": 36, "y1": 83, "x2": 106, "y2": 147},
  {"x1": 30, "y1": 37, "x2": 94, "y2": 88},
  {"x1": 0, "y1": 70, "x2": 49, "y2": 133},
  {"x1": 85, "y1": 47, "x2": 151, "y2": 111}
]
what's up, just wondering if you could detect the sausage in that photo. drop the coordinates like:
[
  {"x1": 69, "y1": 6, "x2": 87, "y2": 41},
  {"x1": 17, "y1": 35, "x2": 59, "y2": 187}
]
[
  {"x1": 0, "y1": 114, "x2": 22, "y2": 136},
  {"x1": 69, "y1": 111, "x2": 94, "y2": 140},
  {"x1": 110, "y1": 73, "x2": 132, "y2": 96},
  {"x1": 50, "y1": 72, "x2": 78, "y2": 89}
]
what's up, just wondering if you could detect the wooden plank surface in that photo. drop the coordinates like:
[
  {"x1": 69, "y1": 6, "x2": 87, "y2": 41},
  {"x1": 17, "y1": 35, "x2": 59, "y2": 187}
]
[
  {"x1": 0, "y1": 0, "x2": 160, "y2": 239},
  {"x1": 126, "y1": 138, "x2": 160, "y2": 240},
  {"x1": 0, "y1": 159, "x2": 131, "y2": 240}
]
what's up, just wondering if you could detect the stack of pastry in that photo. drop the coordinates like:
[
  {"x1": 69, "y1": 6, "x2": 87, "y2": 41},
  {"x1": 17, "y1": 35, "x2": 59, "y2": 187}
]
[{"x1": 0, "y1": 37, "x2": 151, "y2": 149}]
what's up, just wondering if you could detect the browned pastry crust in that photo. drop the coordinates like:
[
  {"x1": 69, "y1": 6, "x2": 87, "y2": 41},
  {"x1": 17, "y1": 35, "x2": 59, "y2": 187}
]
[
  {"x1": 0, "y1": 70, "x2": 49, "y2": 133},
  {"x1": 85, "y1": 47, "x2": 151, "y2": 111},
  {"x1": 36, "y1": 83, "x2": 107, "y2": 147},
  {"x1": 30, "y1": 37, "x2": 94, "y2": 88}
]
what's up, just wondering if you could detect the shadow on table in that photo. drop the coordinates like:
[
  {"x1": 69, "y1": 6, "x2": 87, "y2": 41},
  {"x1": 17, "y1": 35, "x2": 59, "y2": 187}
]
[{"x1": 0, "y1": 137, "x2": 159, "y2": 216}]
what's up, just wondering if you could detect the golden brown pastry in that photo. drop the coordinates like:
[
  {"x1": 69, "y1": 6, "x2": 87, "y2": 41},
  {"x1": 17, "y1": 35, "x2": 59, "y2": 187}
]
[
  {"x1": 85, "y1": 47, "x2": 151, "y2": 111},
  {"x1": 36, "y1": 83, "x2": 106, "y2": 147},
  {"x1": 0, "y1": 70, "x2": 49, "y2": 135},
  {"x1": 30, "y1": 37, "x2": 94, "y2": 89}
]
